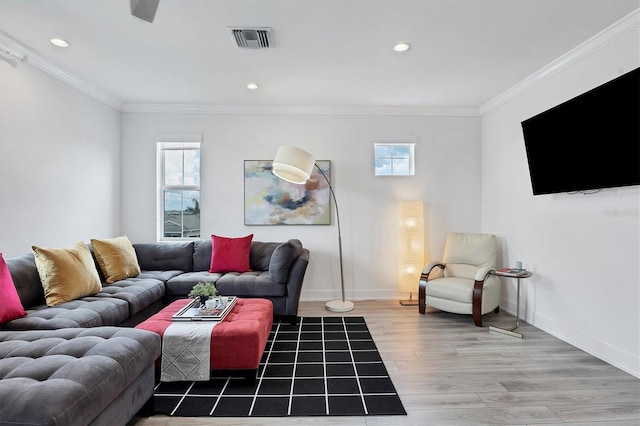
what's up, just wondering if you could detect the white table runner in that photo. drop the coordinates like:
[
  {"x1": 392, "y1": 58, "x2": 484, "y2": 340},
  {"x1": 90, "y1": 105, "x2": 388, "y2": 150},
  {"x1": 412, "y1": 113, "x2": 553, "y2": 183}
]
[{"x1": 160, "y1": 321, "x2": 218, "y2": 382}]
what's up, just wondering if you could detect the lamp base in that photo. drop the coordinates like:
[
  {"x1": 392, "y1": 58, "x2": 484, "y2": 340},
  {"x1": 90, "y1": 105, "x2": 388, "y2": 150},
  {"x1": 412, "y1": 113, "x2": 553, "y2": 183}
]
[
  {"x1": 326, "y1": 300, "x2": 354, "y2": 313},
  {"x1": 399, "y1": 292, "x2": 419, "y2": 306}
]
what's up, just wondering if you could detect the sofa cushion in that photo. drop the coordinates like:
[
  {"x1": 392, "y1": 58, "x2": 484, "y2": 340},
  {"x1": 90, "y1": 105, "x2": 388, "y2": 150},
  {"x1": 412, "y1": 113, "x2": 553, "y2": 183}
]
[
  {"x1": 0, "y1": 327, "x2": 160, "y2": 426},
  {"x1": 165, "y1": 271, "x2": 223, "y2": 298},
  {"x1": 194, "y1": 240, "x2": 291, "y2": 273},
  {"x1": 91, "y1": 236, "x2": 141, "y2": 283},
  {"x1": 249, "y1": 241, "x2": 280, "y2": 271},
  {"x1": 216, "y1": 271, "x2": 286, "y2": 297},
  {"x1": 5, "y1": 253, "x2": 45, "y2": 309},
  {"x1": 96, "y1": 277, "x2": 165, "y2": 316},
  {"x1": 0, "y1": 254, "x2": 27, "y2": 324},
  {"x1": 31, "y1": 242, "x2": 102, "y2": 307},
  {"x1": 137, "y1": 269, "x2": 185, "y2": 283},
  {"x1": 134, "y1": 241, "x2": 194, "y2": 272},
  {"x1": 209, "y1": 234, "x2": 253, "y2": 273},
  {"x1": 193, "y1": 239, "x2": 212, "y2": 271},
  {"x1": 0, "y1": 296, "x2": 130, "y2": 330},
  {"x1": 269, "y1": 239, "x2": 304, "y2": 283}
]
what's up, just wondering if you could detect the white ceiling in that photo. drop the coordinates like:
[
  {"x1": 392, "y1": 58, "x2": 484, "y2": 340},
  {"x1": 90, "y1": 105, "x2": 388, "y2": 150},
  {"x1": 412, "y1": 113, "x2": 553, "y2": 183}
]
[{"x1": 0, "y1": 0, "x2": 638, "y2": 110}]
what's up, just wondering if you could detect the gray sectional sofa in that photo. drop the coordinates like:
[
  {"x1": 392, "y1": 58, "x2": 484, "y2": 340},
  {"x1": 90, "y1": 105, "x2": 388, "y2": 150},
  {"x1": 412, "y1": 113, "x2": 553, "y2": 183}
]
[
  {"x1": 0, "y1": 238, "x2": 309, "y2": 425},
  {"x1": 3, "y1": 238, "x2": 309, "y2": 331}
]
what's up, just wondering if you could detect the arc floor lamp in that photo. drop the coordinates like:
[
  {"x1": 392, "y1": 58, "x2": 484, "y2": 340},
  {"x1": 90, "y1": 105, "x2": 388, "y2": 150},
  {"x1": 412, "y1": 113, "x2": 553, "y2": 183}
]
[{"x1": 272, "y1": 145, "x2": 354, "y2": 313}]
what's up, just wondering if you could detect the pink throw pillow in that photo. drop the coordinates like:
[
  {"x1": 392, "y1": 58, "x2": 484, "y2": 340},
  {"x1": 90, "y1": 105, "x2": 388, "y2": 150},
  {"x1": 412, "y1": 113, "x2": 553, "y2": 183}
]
[
  {"x1": 209, "y1": 234, "x2": 254, "y2": 273},
  {"x1": 0, "y1": 253, "x2": 27, "y2": 324}
]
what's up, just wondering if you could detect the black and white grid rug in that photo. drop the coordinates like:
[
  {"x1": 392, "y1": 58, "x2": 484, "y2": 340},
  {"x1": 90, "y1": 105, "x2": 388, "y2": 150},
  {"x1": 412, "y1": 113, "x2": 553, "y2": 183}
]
[{"x1": 153, "y1": 316, "x2": 407, "y2": 417}]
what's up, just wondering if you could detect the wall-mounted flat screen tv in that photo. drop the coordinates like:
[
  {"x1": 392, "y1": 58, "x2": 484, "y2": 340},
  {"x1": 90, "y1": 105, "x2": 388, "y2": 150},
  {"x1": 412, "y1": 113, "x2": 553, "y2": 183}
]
[{"x1": 521, "y1": 67, "x2": 639, "y2": 195}]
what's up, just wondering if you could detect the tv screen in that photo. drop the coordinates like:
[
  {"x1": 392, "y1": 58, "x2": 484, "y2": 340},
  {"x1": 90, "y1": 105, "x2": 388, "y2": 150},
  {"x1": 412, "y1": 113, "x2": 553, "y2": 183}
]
[{"x1": 521, "y1": 67, "x2": 639, "y2": 195}]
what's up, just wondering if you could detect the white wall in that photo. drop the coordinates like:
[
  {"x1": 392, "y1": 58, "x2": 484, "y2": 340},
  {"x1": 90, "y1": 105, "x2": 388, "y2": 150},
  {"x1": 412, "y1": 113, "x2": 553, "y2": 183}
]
[
  {"x1": 120, "y1": 112, "x2": 481, "y2": 301},
  {"x1": 481, "y1": 17, "x2": 639, "y2": 376},
  {"x1": 0, "y1": 60, "x2": 121, "y2": 257}
]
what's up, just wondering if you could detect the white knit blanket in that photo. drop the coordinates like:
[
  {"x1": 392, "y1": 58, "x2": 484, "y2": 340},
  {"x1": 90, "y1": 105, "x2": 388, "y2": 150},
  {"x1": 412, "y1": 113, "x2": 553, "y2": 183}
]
[{"x1": 160, "y1": 321, "x2": 218, "y2": 382}]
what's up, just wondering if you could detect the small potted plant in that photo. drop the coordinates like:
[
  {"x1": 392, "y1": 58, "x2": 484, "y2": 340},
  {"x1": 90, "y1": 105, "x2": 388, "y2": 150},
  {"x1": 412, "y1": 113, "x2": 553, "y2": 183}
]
[{"x1": 188, "y1": 282, "x2": 218, "y2": 307}]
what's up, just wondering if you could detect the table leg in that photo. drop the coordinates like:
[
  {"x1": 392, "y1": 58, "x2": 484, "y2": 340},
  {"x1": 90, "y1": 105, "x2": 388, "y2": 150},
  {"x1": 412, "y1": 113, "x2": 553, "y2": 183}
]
[{"x1": 490, "y1": 277, "x2": 523, "y2": 338}]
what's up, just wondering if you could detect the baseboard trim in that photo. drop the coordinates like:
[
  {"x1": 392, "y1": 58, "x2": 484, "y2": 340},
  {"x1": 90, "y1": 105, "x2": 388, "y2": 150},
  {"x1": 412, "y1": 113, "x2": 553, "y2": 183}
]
[
  {"x1": 497, "y1": 296, "x2": 638, "y2": 377},
  {"x1": 300, "y1": 290, "x2": 404, "y2": 302},
  {"x1": 519, "y1": 309, "x2": 638, "y2": 378}
]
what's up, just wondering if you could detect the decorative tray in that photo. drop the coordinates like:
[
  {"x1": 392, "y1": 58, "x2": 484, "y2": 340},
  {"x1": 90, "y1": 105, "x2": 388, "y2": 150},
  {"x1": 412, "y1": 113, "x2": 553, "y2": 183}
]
[{"x1": 171, "y1": 296, "x2": 237, "y2": 322}]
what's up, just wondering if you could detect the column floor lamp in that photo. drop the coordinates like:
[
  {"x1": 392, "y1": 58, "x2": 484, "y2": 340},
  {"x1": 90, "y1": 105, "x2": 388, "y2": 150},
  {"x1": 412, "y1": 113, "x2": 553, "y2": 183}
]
[{"x1": 272, "y1": 145, "x2": 354, "y2": 313}]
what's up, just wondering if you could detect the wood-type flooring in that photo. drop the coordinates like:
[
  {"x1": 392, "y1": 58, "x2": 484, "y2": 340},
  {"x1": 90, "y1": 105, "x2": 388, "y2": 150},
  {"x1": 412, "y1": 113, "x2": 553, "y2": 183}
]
[{"x1": 130, "y1": 300, "x2": 640, "y2": 425}]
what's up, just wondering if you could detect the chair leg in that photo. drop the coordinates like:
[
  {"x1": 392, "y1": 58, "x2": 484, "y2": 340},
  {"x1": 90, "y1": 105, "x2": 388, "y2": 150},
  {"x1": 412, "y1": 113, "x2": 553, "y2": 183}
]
[
  {"x1": 418, "y1": 276, "x2": 427, "y2": 314},
  {"x1": 472, "y1": 280, "x2": 484, "y2": 327}
]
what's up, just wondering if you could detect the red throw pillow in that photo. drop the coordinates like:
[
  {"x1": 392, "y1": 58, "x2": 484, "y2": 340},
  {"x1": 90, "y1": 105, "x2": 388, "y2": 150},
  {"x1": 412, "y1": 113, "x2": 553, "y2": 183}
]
[
  {"x1": 0, "y1": 253, "x2": 27, "y2": 324},
  {"x1": 209, "y1": 234, "x2": 254, "y2": 273}
]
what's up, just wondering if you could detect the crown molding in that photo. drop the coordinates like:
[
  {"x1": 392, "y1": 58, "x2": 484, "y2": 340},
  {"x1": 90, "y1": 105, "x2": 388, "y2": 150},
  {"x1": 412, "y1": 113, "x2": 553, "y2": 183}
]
[
  {"x1": 26, "y1": 55, "x2": 123, "y2": 111},
  {"x1": 479, "y1": 8, "x2": 640, "y2": 116},
  {"x1": 0, "y1": 31, "x2": 122, "y2": 111},
  {"x1": 121, "y1": 103, "x2": 479, "y2": 116}
]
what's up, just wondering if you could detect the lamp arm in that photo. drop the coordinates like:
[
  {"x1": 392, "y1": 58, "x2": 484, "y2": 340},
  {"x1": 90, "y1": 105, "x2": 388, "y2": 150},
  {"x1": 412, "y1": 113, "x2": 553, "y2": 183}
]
[{"x1": 314, "y1": 163, "x2": 345, "y2": 303}]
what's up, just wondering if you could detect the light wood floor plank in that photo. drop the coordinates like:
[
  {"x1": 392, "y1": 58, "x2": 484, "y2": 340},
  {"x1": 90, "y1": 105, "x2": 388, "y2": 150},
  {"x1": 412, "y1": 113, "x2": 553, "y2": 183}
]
[
  {"x1": 364, "y1": 406, "x2": 563, "y2": 425},
  {"x1": 480, "y1": 388, "x2": 640, "y2": 407},
  {"x1": 549, "y1": 403, "x2": 640, "y2": 423}
]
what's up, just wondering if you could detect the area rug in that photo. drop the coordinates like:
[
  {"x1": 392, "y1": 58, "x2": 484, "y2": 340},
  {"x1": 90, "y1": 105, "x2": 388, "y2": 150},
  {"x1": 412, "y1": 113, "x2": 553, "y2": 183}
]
[{"x1": 153, "y1": 316, "x2": 407, "y2": 417}]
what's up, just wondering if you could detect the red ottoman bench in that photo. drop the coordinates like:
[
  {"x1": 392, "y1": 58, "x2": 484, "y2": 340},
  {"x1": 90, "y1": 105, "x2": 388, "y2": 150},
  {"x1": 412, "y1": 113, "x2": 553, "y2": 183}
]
[{"x1": 135, "y1": 298, "x2": 273, "y2": 381}]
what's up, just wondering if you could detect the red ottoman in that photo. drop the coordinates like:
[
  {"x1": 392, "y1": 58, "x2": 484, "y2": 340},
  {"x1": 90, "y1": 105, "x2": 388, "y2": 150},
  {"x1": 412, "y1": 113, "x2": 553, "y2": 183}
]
[{"x1": 135, "y1": 298, "x2": 273, "y2": 381}]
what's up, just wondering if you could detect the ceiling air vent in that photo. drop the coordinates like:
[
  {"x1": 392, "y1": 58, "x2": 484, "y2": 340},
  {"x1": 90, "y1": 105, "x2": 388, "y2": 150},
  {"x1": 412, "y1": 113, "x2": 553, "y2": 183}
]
[{"x1": 230, "y1": 27, "x2": 272, "y2": 49}]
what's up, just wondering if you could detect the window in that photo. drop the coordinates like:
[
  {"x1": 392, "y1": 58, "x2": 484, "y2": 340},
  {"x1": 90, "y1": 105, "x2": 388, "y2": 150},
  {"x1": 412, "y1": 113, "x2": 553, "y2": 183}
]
[
  {"x1": 374, "y1": 143, "x2": 415, "y2": 176},
  {"x1": 157, "y1": 142, "x2": 200, "y2": 239}
]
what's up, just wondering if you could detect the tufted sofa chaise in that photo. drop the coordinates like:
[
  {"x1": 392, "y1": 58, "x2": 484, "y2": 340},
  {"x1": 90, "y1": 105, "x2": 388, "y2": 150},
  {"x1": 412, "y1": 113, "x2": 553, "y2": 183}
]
[
  {"x1": 0, "y1": 238, "x2": 309, "y2": 425},
  {"x1": 0, "y1": 327, "x2": 159, "y2": 426}
]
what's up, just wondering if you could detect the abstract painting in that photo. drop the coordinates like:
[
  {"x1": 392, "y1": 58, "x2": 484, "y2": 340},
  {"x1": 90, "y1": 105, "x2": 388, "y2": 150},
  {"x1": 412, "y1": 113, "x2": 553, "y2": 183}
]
[{"x1": 244, "y1": 160, "x2": 331, "y2": 225}]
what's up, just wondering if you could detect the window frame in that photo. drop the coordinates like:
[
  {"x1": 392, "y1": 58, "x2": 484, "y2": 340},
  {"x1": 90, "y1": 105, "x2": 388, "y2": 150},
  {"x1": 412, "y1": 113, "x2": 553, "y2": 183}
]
[
  {"x1": 374, "y1": 143, "x2": 415, "y2": 176},
  {"x1": 156, "y1": 142, "x2": 201, "y2": 241}
]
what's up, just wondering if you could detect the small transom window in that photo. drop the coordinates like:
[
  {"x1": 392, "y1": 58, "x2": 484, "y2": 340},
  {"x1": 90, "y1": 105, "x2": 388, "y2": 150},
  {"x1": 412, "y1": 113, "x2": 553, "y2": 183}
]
[{"x1": 374, "y1": 143, "x2": 415, "y2": 176}]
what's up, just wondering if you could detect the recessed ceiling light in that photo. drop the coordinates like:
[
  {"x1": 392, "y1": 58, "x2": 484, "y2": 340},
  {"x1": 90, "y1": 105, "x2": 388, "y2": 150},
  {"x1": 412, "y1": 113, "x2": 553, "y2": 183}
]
[
  {"x1": 50, "y1": 38, "x2": 70, "y2": 48},
  {"x1": 393, "y1": 42, "x2": 411, "y2": 52},
  {"x1": 246, "y1": 82, "x2": 259, "y2": 90}
]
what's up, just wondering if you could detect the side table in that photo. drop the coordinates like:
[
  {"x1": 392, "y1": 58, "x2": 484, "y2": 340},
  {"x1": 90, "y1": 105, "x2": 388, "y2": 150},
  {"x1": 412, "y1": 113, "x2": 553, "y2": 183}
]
[{"x1": 489, "y1": 269, "x2": 532, "y2": 338}]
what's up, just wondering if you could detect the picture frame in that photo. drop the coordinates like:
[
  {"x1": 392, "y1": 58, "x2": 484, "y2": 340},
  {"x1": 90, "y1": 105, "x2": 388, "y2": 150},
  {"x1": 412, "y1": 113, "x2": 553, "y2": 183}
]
[{"x1": 244, "y1": 160, "x2": 331, "y2": 225}]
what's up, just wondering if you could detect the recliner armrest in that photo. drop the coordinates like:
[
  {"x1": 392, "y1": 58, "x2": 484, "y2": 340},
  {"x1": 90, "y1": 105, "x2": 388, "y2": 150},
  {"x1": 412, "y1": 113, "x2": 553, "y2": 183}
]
[
  {"x1": 422, "y1": 261, "x2": 445, "y2": 276},
  {"x1": 474, "y1": 266, "x2": 493, "y2": 282}
]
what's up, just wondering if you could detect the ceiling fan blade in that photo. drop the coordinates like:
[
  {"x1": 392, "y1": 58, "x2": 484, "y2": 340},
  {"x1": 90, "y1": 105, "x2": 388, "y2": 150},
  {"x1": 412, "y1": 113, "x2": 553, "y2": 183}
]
[{"x1": 130, "y1": 0, "x2": 159, "y2": 23}]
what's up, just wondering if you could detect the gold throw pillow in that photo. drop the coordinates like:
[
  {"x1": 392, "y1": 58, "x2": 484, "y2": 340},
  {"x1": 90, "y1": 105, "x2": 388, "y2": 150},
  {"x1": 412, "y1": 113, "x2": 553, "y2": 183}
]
[
  {"x1": 32, "y1": 242, "x2": 102, "y2": 307},
  {"x1": 91, "y1": 236, "x2": 141, "y2": 283}
]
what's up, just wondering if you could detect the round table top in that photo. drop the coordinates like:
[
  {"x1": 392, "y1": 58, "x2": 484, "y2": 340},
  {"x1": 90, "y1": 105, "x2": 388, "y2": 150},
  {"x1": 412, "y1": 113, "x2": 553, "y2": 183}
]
[{"x1": 491, "y1": 269, "x2": 532, "y2": 278}]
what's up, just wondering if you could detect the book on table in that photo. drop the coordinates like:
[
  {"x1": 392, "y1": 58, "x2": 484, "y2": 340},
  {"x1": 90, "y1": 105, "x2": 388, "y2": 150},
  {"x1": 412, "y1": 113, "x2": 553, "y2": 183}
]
[
  {"x1": 172, "y1": 296, "x2": 237, "y2": 321},
  {"x1": 494, "y1": 268, "x2": 529, "y2": 277}
]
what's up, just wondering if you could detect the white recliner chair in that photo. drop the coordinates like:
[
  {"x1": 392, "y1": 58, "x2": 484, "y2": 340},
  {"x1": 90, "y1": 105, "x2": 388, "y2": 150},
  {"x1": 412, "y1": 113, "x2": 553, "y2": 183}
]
[{"x1": 418, "y1": 233, "x2": 500, "y2": 326}]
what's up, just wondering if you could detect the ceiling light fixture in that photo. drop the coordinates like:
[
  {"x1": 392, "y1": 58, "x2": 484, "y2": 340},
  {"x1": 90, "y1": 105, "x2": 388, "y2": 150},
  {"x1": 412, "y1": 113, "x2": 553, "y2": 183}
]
[
  {"x1": 246, "y1": 82, "x2": 259, "y2": 90},
  {"x1": 50, "y1": 38, "x2": 70, "y2": 48},
  {"x1": 393, "y1": 42, "x2": 411, "y2": 52}
]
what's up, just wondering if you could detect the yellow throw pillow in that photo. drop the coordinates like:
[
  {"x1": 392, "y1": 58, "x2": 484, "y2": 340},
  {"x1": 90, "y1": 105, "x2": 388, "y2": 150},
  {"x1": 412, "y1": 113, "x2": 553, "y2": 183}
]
[
  {"x1": 91, "y1": 236, "x2": 141, "y2": 283},
  {"x1": 32, "y1": 242, "x2": 102, "y2": 307}
]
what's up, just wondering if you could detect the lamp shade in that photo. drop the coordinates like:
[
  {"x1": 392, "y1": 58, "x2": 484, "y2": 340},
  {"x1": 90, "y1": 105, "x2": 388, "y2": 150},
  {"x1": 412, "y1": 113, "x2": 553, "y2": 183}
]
[
  {"x1": 272, "y1": 146, "x2": 315, "y2": 184},
  {"x1": 398, "y1": 200, "x2": 424, "y2": 294}
]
